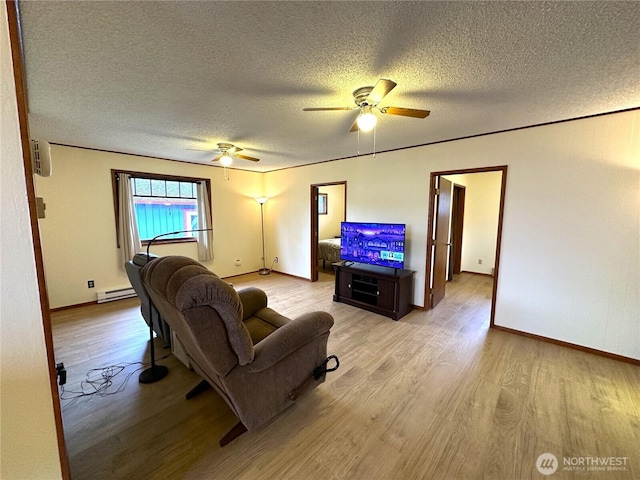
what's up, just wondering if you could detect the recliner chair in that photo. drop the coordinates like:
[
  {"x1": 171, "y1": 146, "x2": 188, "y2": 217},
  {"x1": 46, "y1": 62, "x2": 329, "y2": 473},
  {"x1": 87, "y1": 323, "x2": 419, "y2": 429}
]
[
  {"x1": 125, "y1": 252, "x2": 171, "y2": 347},
  {"x1": 140, "y1": 255, "x2": 335, "y2": 445}
]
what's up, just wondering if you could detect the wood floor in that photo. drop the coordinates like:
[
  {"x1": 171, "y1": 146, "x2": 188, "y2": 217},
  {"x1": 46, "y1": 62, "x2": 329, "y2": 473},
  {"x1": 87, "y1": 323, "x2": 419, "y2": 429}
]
[{"x1": 51, "y1": 272, "x2": 640, "y2": 480}]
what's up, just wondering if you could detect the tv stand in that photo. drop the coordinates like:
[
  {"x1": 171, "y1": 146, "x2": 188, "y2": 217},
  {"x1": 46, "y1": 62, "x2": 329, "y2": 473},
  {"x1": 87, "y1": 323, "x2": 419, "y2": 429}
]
[{"x1": 333, "y1": 263, "x2": 414, "y2": 320}]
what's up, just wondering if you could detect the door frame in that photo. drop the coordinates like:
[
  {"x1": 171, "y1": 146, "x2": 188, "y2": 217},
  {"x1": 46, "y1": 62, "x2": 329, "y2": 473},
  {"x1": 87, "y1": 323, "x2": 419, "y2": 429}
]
[
  {"x1": 6, "y1": 1, "x2": 70, "y2": 477},
  {"x1": 450, "y1": 183, "x2": 466, "y2": 277},
  {"x1": 424, "y1": 165, "x2": 508, "y2": 326},
  {"x1": 310, "y1": 181, "x2": 347, "y2": 282}
]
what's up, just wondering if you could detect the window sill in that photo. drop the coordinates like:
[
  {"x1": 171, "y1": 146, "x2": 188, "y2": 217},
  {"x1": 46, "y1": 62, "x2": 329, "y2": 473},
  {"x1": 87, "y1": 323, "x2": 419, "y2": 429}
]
[{"x1": 141, "y1": 237, "x2": 197, "y2": 247}]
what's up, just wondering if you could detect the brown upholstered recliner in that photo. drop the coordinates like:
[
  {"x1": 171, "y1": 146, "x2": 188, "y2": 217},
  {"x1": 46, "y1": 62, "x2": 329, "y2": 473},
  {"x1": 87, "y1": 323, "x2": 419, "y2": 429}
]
[
  {"x1": 125, "y1": 252, "x2": 171, "y2": 347},
  {"x1": 140, "y1": 255, "x2": 335, "y2": 445}
]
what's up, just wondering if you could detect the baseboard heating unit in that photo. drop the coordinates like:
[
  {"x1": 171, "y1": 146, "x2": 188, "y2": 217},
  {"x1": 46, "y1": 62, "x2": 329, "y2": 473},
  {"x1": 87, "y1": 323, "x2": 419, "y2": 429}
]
[{"x1": 97, "y1": 287, "x2": 137, "y2": 303}]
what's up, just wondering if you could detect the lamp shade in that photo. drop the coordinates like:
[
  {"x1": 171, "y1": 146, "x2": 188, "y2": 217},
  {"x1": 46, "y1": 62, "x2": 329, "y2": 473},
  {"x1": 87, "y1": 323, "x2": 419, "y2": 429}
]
[
  {"x1": 356, "y1": 111, "x2": 377, "y2": 132},
  {"x1": 255, "y1": 196, "x2": 269, "y2": 205},
  {"x1": 220, "y1": 153, "x2": 233, "y2": 166}
]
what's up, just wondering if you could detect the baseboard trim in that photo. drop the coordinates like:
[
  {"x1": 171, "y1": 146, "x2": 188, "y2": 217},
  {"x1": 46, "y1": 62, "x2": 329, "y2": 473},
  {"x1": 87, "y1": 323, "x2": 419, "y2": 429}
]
[
  {"x1": 491, "y1": 324, "x2": 640, "y2": 366},
  {"x1": 268, "y1": 270, "x2": 311, "y2": 282},
  {"x1": 460, "y1": 270, "x2": 493, "y2": 278},
  {"x1": 50, "y1": 300, "x2": 98, "y2": 313},
  {"x1": 222, "y1": 270, "x2": 310, "y2": 282}
]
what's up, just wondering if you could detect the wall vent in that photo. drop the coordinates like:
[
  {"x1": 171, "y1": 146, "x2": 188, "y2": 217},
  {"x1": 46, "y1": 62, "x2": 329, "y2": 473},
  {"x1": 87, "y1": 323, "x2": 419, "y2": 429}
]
[
  {"x1": 97, "y1": 287, "x2": 137, "y2": 303},
  {"x1": 30, "y1": 139, "x2": 52, "y2": 177}
]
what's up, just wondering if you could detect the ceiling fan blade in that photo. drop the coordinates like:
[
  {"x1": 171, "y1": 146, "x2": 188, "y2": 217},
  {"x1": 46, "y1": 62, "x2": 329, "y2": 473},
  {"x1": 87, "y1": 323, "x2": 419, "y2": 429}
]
[
  {"x1": 349, "y1": 118, "x2": 359, "y2": 133},
  {"x1": 212, "y1": 155, "x2": 222, "y2": 162},
  {"x1": 236, "y1": 154, "x2": 260, "y2": 162},
  {"x1": 303, "y1": 107, "x2": 353, "y2": 111},
  {"x1": 366, "y1": 79, "x2": 397, "y2": 105},
  {"x1": 381, "y1": 107, "x2": 431, "y2": 118},
  {"x1": 228, "y1": 146, "x2": 243, "y2": 153}
]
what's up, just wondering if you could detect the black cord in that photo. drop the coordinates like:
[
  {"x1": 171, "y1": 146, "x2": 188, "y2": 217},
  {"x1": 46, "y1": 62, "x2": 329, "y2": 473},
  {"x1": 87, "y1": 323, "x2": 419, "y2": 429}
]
[
  {"x1": 312, "y1": 355, "x2": 339, "y2": 380},
  {"x1": 60, "y1": 354, "x2": 171, "y2": 400}
]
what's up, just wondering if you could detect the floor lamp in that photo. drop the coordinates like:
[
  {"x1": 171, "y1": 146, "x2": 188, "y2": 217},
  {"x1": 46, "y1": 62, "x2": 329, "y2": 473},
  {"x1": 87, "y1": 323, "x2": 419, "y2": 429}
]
[
  {"x1": 255, "y1": 197, "x2": 270, "y2": 275},
  {"x1": 138, "y1": 227, "x2": 212, "y2": 384}
]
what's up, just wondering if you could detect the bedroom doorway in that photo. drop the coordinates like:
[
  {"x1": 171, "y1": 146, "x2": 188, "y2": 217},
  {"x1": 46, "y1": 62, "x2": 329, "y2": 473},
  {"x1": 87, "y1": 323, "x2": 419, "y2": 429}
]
[
  {"x1": 425, "y1": 166, "x2": 507, "y2": 324},
  {"x1": 310, "y1": 181, "x2": 346, "y2": 282}
]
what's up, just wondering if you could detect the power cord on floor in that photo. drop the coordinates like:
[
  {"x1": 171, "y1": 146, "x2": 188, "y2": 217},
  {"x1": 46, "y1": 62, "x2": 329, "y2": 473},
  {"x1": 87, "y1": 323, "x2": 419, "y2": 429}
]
[{"x1": 59, "y1": 353, "x2": 171, "y2": 400}]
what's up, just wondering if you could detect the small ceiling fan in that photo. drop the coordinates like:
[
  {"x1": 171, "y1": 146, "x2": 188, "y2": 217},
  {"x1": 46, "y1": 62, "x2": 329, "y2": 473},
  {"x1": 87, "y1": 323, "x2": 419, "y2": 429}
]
[
  {"x1": 303, "y1": 79, "x2": 430, "y2": 132},
  {"x1": 190, "y1": 143, "x2": 260, "y2": 166}
]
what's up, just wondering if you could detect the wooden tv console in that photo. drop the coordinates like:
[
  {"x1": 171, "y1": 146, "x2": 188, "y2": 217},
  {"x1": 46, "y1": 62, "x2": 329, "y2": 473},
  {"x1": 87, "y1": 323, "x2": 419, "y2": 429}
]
[{"x1": 333, "y1": 262, "x2": 415, "y2": 320}]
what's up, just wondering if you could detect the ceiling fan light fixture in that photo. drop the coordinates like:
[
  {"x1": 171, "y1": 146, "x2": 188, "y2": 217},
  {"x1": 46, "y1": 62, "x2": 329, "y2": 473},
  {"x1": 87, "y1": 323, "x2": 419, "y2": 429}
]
[
  {"x1": 356, "y1": 108, "x2": 377, "y2": 132},
  {"x1": 220, "y1": 153, "x2": 233, "y2": 166}
]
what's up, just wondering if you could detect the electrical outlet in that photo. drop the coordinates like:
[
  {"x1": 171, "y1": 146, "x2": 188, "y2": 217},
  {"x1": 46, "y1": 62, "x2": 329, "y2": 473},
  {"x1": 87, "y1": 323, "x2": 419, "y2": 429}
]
[
  {"x1": 274, "y1": 256, "x2": 279, "y2": 263},
  {"x1": 87, "y1": 280, "x2": 95, "y2": 288},
  {"x1": 478, "y1": 259, "x2": 482, "y2": 265}
]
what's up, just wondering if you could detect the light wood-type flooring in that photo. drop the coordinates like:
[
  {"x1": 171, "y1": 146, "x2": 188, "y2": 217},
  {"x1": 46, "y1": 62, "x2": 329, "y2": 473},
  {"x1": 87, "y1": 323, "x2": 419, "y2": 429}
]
[{"x1": 51, "y1": 272, "x2": 639, "y2": 480}]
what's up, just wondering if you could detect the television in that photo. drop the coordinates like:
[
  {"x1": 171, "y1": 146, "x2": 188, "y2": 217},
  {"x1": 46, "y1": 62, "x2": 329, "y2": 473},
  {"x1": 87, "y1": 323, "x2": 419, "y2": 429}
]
[{"x1": 340, "y1": 222, "x2": 406, "y2": 269}]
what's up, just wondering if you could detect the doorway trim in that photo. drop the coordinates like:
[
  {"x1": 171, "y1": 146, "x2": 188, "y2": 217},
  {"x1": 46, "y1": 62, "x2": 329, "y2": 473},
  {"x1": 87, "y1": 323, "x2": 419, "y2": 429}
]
[
  {"x1": 450, "y1": 183, "x2": 466, "y2": 278},
  {"x1": 310, "y1": 181, "x2": 347, "y2": 282},
  {"x1": 6, "y1": 0, "x2": 70, "y2": 477},
  {"x1": 424, "y1": 165, "x2": 508, "y2": 326}
]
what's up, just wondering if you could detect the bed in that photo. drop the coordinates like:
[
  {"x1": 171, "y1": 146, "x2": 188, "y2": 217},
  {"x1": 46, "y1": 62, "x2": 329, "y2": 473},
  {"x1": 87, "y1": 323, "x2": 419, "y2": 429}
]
[{"x1": 318, "y1": 238, "x2": 341, "y2": 268}]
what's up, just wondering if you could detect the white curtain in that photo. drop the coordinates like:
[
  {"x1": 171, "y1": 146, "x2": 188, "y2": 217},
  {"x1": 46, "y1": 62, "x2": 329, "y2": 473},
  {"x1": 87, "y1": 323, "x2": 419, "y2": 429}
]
[
  {"x1": 118, "y1": 173, "x2": 141, "y2": 269},
  {"x1": 197, "y1": 181, "x2": 214, "y2": 261}
]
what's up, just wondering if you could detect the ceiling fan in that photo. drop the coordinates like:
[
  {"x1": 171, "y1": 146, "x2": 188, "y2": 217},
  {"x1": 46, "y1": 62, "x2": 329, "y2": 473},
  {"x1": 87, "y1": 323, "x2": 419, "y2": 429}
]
[
  {"x1": 190, "y1": 143, "x2": 260, "y2": 166},
  {"x1": 303, "y1": 79, "x2": 430, "y2": 132}
]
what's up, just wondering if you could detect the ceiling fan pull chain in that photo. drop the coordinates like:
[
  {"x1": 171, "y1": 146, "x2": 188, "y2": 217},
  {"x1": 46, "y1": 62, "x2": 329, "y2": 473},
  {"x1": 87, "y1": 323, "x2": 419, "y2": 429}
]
[{"x1": 373, "y1": 124, "x2": 376, "y2": 158}]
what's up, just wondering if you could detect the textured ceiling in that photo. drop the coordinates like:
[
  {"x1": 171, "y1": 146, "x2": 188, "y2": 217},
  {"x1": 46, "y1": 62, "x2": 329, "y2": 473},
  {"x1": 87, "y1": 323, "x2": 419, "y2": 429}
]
[{"x1": 18, "y1": 1, "x2": 640, "y2": 172}]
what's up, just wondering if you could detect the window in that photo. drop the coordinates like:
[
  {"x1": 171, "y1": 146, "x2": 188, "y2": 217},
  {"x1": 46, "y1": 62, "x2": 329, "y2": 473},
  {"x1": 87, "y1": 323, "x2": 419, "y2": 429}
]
[
  {"x1": 131, "y1": 177, "x2": 199, "y2": 241},
  {"x1": 318, "y1": 193, "x2": 328, "y2": 215},
  {"x1": 112, "y1": 170, "x2": 211, "y2": 245}
]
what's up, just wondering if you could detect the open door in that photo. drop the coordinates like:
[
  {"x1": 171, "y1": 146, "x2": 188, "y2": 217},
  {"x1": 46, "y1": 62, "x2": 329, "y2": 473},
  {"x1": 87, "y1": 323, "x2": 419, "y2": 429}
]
[
  {"x1": 430, "y1": 177, "x2": 452, "y2": 308},
  {"x1": 425, "y1": 166, "x2": 507, "y2": 325},
  {"x1": 450, "y1": 184, "x2": 466, "y2": 277},
  {"x1": 310, "y1": 182, "x2": 346, "y2": 282},
  {"x1": 310, "y1": 185, "x2": 320, "y2": 282}
]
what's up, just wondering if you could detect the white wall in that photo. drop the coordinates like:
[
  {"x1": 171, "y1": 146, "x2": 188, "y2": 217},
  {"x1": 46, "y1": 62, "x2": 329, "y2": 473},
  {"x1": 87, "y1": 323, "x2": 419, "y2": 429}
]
[
  {"x1": 318, "y1": 184, "x2": 345, "y2": 239},
  {"x1": 0, "y1": 5, "x2": 63, "y2": 478},
  {"x1": 495, "y1": 114, "x2": 639, "y2": 358},
  {"x1": 444, "y1": 172, "x2": 502, "y2": 275},
  {"x1": 265, "y1": 111, "x2": 639, "y2": 360},
  {"x1": 35, "y1": 146, "x2": 264, "y2": 308},
  {"x1": 27, "y1": 102, "x2": 640, "y2": 361}
]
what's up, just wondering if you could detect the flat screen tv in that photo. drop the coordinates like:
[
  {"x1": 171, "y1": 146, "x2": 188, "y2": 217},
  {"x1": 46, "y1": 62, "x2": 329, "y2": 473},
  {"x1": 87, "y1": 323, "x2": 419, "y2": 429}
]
[{"x1": 340, "y1": 222, "x2": 406, "y2": 269}]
